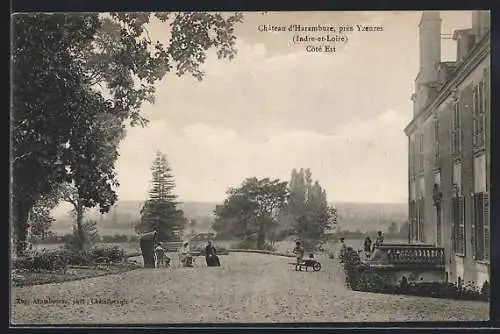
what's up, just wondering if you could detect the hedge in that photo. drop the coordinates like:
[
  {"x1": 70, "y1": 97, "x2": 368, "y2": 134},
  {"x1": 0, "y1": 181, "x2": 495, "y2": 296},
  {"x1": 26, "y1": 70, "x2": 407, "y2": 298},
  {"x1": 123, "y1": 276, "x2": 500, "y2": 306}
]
[
  {"x1": 341, "y1": 248, "x2": 489, "y2": 302},
  {"x1": 12, "y1": 246, "x2": 127, "y2": 272}
]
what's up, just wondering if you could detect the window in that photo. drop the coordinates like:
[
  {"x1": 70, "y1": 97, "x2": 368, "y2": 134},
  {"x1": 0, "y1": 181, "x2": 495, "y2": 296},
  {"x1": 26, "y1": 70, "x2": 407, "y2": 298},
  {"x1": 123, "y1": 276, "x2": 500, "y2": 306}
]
[
  {"x1": 410, "y1": 200, "x2": 417, "y2": 240},
  {"x1": 434, "y1": 116, "x2": 440, "y2": 167},
  {"x1": 452, "y1": 195, "x2": 466, "y2": 255},
  {"x1": 472, "y1": 192, "x2": 490, "y2": 261},
  {"x1": 452, "y1": 101, "x2": 462, "y2": 159},
  {"x1": 416, "y1": 197, "x2": 424, "y2": 242},
  {"x1": 473, "y1": 81, "x2": 486, "y2": 150},
  {"x1": 409, "y1": 140, "x2": 415, "y2": 179},
  {"x1": 418, "y1": 134, "x2": 424, "y2": 172}
]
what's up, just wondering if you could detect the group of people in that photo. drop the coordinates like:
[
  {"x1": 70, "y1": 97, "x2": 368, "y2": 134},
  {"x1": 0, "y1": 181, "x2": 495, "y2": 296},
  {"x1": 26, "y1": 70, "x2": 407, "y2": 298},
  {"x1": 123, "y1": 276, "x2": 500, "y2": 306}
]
[
  {"x1": 153, "y1": 240, "x2": 220, "y2": 268},
  {"x1": 338, "y1": 231, "x2": 385, "y2": 262},
  {"x1": 363, "y1": 231, "x2": 385, "y2": 252}
]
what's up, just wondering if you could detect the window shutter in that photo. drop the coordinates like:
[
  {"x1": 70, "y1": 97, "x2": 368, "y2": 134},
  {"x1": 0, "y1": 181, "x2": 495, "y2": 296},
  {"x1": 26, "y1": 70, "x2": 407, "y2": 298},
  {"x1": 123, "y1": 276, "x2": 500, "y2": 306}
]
[
  {"x1": 452, "y1": 105, "x2": 456, "y2": 156},
  {"x1": 484, "y1": 68, "x2": 490, "y2": 113},
  {"x1": 473, "y1": 86, "x2": 478, "y2": 147},
  {"x1": 471, "y1": 193, "x2": 476, "y2": 259},
  {"x1": 480, "y1": 80, "x2": 486, "y2": 148},
  {"x1": 483, "y1": 192, "x2": 490, "y2": 261},
  {"x1": 452, "y1": 197, "x2": 458, "y2": 252},
  {"x1": 458, "y1": 196, "x2": 465, "y2": 255}
]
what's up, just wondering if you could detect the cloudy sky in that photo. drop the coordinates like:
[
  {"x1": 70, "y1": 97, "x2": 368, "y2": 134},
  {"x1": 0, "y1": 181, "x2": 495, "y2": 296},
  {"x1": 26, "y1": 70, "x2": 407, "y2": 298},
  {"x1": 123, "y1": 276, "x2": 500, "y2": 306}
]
[{"x1": 113, "y1": 11, "x2": 472, "y2": 204}]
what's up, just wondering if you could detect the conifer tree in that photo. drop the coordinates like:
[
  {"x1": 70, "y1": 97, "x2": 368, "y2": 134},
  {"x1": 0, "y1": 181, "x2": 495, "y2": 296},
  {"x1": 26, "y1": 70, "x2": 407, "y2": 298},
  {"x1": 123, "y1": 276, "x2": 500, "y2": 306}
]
[{"x1": 140, "y1": 152, "x2": 186, "y2": 241}]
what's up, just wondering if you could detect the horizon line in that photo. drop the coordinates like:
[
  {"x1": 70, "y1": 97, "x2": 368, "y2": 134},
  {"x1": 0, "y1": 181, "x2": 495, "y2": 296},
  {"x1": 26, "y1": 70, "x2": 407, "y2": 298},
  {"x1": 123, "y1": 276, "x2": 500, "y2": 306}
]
[{"x1": 113, "y1": 199, "x2": 408, "y2": 204}]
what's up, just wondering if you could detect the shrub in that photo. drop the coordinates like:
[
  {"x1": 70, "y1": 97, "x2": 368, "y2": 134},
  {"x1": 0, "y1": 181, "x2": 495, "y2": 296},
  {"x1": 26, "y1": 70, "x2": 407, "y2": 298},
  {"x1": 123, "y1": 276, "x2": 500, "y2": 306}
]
[
  {"x1": 341, "y1": 247, "x2": 489, "y2": 302},
  {"x1": 101, "y1": 235, "x2": 114, "y2": 243},
  {"x1": 13, "y1": 249, "x2": 69, "y2": 272},
  {"x1": 89, "y1": 246, "x2": 125, "y2": 263},
  {"x1": 65, "y1": 250, "x2": 92, "y2": 266},
  {"x1": 12, "y1": 256, "x2": 35, "y2": 271}
]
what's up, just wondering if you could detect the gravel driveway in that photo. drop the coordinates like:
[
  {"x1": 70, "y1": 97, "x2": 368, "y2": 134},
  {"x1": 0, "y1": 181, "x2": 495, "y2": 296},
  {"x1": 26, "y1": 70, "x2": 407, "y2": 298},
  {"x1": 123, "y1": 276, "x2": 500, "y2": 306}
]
[{"x1": 11, "y1": 253, "x2": 489, "y2": 324}]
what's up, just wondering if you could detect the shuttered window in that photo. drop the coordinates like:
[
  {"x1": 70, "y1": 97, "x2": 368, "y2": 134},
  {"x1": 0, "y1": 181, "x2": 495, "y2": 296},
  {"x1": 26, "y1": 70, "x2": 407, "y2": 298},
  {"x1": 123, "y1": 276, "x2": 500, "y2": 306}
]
[
  {"x1": 484, "y1": 193, "x2": 490, "y2": 261},
  {"x1": 434, "y1": 117, "x2": 440, "y2": 168},
  {"x1": 410, "y1": 200, "x2": 417, "y2": 241},
  {"x1": 417, "y1": 197, "x2": 424, "y2": 242},
  {"x1": 418, "y1": 134, "x2": 424, "y2": 172},
  {"x1": 473, "y1": 81, "x2": 486, "y2": 151},
  {"x1": 452, "y1": 196, "x2": 465, "y2": 255},
  {"x1": 452, "y1": 102, "x2": 462, "y2": 159},
  {"x1": 472, "y1": 192, "x2": 484, "y2": 259}
]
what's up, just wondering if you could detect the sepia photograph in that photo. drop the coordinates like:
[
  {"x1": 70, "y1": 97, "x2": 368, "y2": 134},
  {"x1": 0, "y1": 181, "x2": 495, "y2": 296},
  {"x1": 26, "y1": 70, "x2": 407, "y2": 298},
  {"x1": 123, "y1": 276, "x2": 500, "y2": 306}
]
[{"x1": 10, "y1": 10, "x2": 491, "y2": 325}]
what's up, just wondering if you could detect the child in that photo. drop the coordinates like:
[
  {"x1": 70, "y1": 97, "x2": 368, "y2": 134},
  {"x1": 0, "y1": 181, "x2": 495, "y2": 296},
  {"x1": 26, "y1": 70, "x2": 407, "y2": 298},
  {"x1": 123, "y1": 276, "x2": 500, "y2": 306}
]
[
  {"x1": 154, "y1": 242, "x2": 166, "y2": 268},
  {"x1": 293, "y1": 241, "x2": 305, "y2": 271}
]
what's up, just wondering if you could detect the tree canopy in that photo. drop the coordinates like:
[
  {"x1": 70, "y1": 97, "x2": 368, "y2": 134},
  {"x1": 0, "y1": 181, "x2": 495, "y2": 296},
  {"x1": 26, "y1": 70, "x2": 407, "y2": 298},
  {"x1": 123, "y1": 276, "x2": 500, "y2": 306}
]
[
  {"x1": 284, "y1": 168, "x2": 337, "y2": 252},
  {"x1": 11, "y1": 12, "x2": 242, "y2": 255},
  {"x1": 213, "y1": 177, "x2": 288, "y2": 250}
]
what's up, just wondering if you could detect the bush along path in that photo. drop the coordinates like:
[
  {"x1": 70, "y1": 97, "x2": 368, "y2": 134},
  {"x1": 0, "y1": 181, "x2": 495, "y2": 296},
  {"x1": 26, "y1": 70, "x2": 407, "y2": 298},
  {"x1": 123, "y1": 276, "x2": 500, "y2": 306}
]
[
  {"x1": 342, "y1": 248, "x2": 489, "y2": 302},
  {"x1": 11, "y1": 246, "x2": 141, "y2": 287}
]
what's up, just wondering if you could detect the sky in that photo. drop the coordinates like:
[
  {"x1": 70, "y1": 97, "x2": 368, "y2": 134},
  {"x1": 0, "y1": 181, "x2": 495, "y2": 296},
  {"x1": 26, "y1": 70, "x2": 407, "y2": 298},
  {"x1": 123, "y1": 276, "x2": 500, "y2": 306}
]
[{"x1": 111, "y1": 10, "x2": 473, "y2": 204}]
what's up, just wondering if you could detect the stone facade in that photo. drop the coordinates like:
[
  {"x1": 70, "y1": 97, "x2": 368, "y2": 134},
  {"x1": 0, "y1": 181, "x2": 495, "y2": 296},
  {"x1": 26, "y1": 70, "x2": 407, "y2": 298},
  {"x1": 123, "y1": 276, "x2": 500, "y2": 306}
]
[{"x1": 404, "y1": 11, "x2": 490, "y2": 287}]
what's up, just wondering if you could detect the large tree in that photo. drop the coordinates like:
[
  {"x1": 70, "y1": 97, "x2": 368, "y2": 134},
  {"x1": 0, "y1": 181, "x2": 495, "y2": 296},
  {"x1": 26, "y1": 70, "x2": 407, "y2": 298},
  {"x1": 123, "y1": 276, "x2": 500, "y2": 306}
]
[
  {"x1": 284, "y1": 168, "x2": 337, "y2": 252},
  {"x1": 139, "y1": 152, "x2": 186, "y2": 241},
  {"x1": 11, "y1": 12, "x2": 242, "y2": 255},
  {"x1": 213, "y1": 177, "x2": 288, "y2": 250}
]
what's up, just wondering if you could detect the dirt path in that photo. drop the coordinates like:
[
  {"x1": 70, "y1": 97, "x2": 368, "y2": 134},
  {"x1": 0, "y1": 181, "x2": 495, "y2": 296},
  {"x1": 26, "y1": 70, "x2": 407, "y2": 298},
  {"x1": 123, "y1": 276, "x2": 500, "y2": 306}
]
[{"x1": 11, "y1": 253, "x2": 489, "y2": 324}]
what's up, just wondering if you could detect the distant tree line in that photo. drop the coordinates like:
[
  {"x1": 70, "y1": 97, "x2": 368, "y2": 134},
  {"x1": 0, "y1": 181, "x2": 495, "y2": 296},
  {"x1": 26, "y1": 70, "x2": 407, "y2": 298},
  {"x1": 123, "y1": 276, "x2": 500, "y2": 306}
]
[{"x1": 333, "y1": 221, "x2": 409, "y2": 240}]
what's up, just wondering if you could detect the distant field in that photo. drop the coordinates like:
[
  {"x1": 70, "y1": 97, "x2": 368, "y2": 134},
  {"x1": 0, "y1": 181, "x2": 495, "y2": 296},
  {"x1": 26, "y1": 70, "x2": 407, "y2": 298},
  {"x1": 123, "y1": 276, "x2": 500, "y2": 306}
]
[{"x1": 32, "y1": 237, "x2": 409, "y2": 255}]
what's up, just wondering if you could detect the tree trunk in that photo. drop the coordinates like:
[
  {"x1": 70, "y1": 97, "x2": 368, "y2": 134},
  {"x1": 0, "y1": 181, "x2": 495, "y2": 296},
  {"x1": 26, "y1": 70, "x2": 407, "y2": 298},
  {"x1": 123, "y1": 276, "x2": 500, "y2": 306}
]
[
  {"x1": 76, "y1": 203, "x2": 85, "y2": 251},
  {"x1": 14, "y1": 199, "x2": 33, "y2": 257},
  {"x1": 256, "y1": 219, "x2": 266, "y2": 250}
]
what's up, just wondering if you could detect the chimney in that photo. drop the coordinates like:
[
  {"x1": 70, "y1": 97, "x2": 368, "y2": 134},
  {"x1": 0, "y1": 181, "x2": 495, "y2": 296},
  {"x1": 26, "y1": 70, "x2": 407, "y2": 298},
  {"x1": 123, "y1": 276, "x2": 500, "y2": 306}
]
[
  {"x1": 453, "y1": 29, "x2": 475, "y2": 63},
  {"x1": 414, "y1": 11, "x2": 441, "y2": 115},
  {"x1": 472, "y1": 11, "x2": 481, "y2": 38},
  {"x1": 472, "y1": 10, "x2": 491, "y2": 43},
  {"x1": 480, "y1": 11, "x2": 491, "y2": 38},
  {"x1": 418, "y1": 11, "x2": 441, "y2": 83}
]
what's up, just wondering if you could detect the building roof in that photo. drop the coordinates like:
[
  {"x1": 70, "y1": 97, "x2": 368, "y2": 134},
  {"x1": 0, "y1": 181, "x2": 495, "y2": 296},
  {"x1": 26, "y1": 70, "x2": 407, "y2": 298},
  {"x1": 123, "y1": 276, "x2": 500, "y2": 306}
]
[{"x1": 404, "y1": 27, "x2": 489, "y2": 136}]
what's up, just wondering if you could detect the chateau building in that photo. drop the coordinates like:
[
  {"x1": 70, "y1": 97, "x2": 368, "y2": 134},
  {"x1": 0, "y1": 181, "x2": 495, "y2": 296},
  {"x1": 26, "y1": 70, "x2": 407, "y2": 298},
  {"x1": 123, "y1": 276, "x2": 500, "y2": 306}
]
[{"x1": 404, "y1": 11, "x2": 490, "y2": 287}]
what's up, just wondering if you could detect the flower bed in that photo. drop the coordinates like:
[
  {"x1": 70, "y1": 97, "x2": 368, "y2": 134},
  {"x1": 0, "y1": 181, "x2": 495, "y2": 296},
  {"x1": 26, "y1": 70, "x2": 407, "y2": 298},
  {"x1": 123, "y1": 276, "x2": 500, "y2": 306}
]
[
  {"x1": 11, "y1": 245, "x2": 138, "y2": 287},
  {"x1": 12, "y1": 262, "x2": 141, "y2": 287}
]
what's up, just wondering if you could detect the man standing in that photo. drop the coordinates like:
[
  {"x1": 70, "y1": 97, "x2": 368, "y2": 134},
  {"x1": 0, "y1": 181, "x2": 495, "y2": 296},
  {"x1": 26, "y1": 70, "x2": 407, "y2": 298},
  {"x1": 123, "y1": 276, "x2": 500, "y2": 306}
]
[
  {"x1": 205, "y1": 240, "x2": 220, "y2": 267},
  {"x1": 372, "y1": 231, "x2": 384, "y2": 251}
]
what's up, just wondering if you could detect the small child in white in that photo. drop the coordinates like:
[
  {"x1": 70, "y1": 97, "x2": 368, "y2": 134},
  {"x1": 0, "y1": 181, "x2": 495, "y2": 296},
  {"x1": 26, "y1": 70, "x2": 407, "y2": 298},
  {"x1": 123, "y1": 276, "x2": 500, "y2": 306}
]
[{"x1": 154, "y1": 242, "x2": 168, "y2": 268}]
